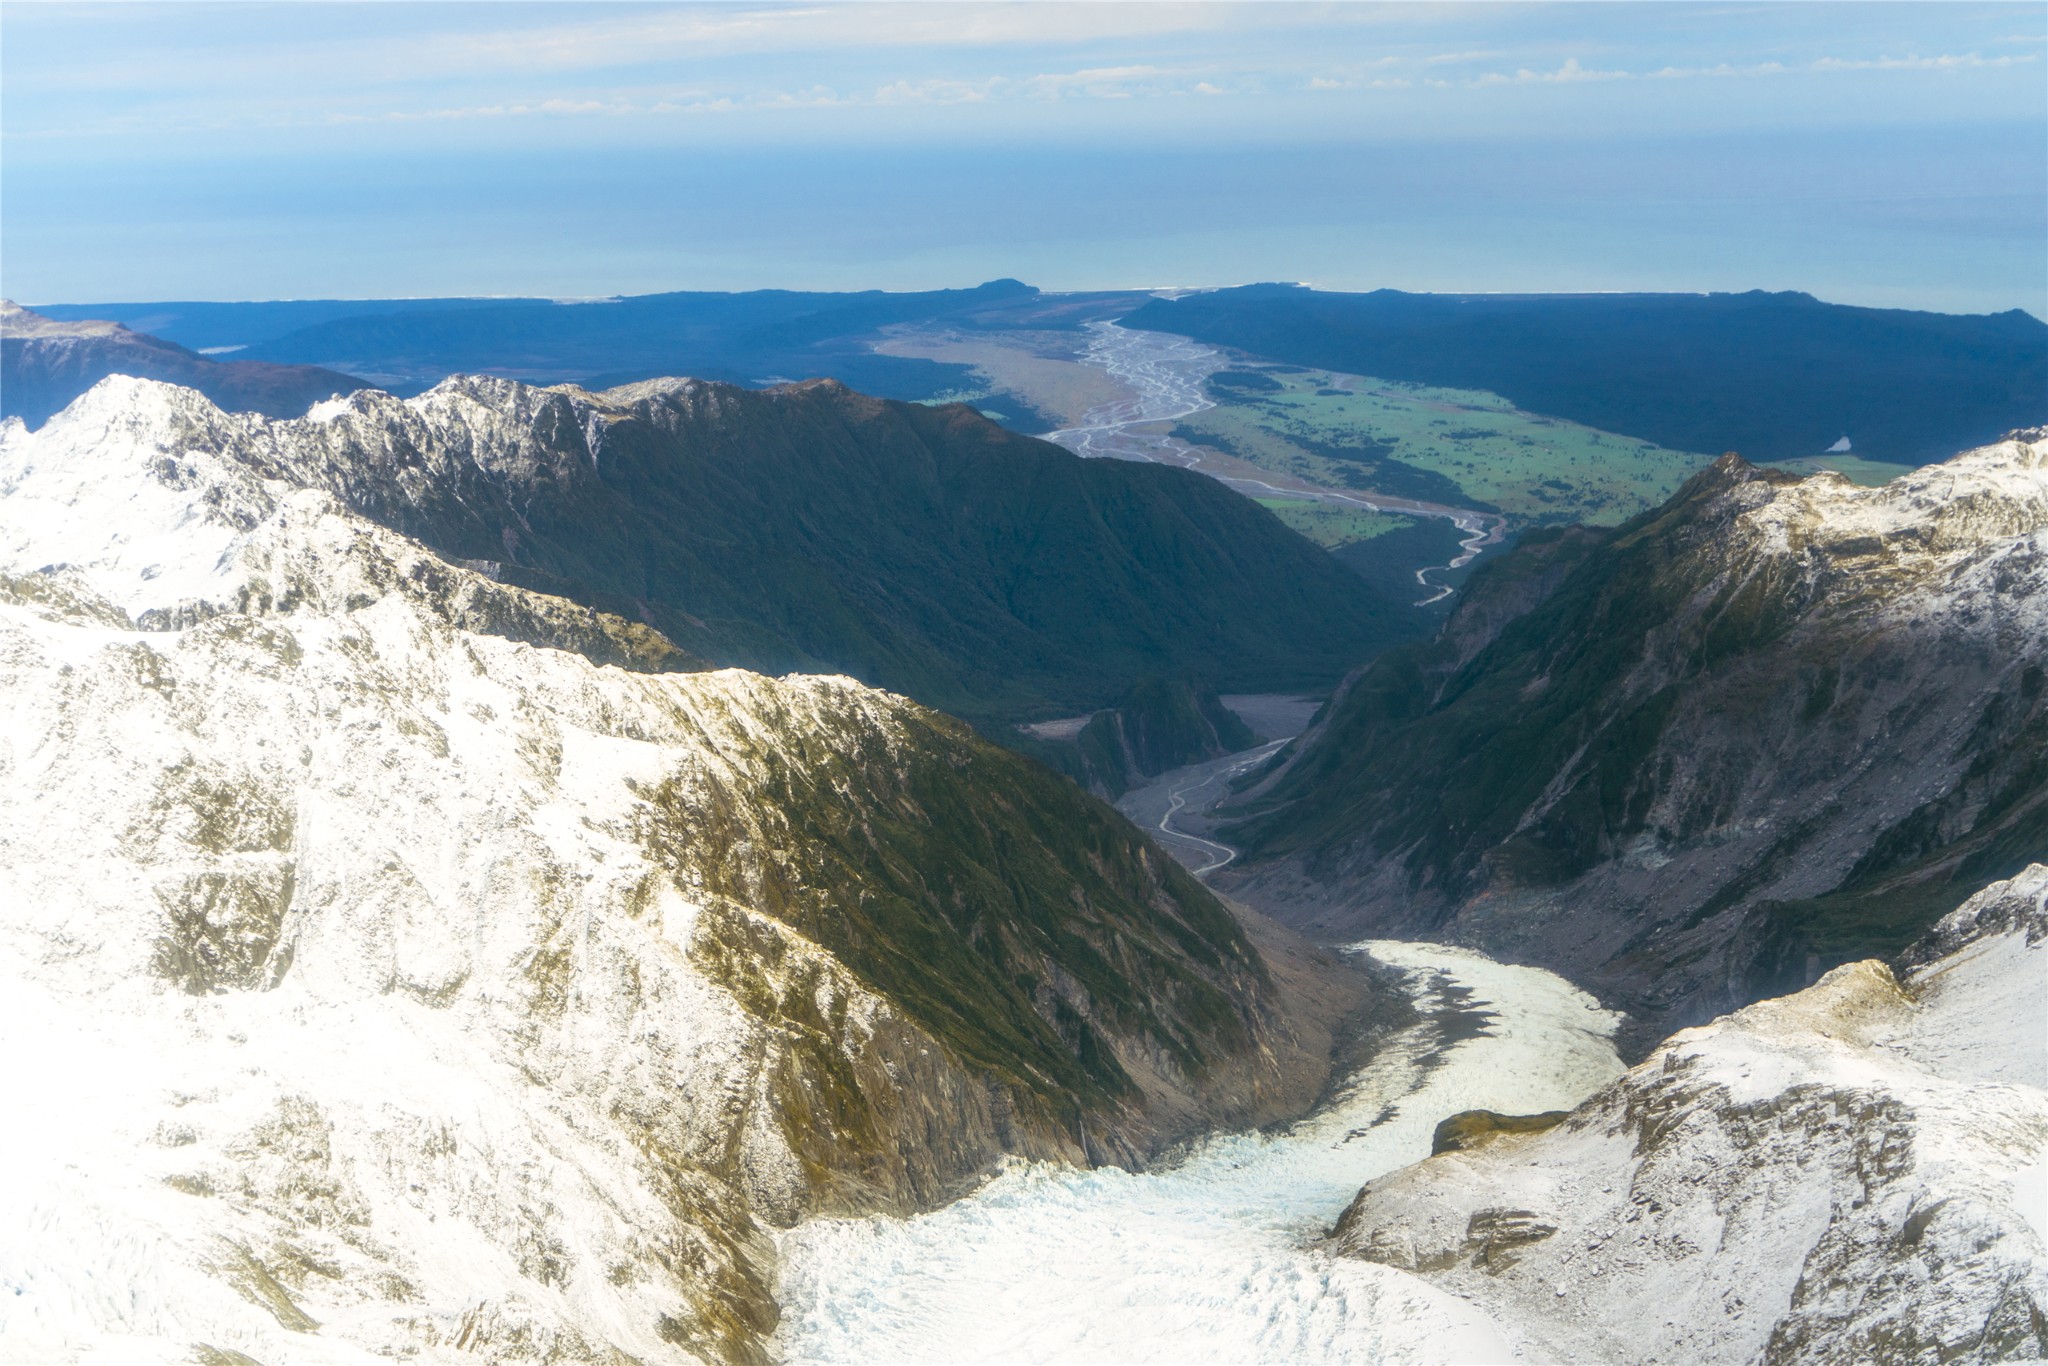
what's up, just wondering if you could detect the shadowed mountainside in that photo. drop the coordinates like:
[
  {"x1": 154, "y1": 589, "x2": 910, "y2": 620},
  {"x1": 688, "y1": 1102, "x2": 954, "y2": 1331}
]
[
  {"x1": 42, "y1": 372, "x2": 1409, "y2": 724},
  {"x1": 1, "y1": 301, "x2": 362, "y2": 428},
  {"x1": 34, "y1": 281, "x2": 1087, "y2": 401},
  {"x1": 1, "y1": 371, "x2": 1392, "y2": 1361},
  {"x1": 1019, "y1": 676, "x2": 1262, "y2": 799},
  {"x1": 1216, "y1": 435, "x2": 2048, "y2": 1043}
]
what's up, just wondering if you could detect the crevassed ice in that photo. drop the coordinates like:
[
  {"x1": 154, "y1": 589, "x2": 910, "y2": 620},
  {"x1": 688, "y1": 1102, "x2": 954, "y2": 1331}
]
[{"x1": 772, "y1": 941, "x2": 1626, "y2": 1365}]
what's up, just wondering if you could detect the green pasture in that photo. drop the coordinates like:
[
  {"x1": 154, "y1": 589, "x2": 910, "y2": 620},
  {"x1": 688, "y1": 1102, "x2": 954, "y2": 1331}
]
[
  {"x1": 1181, "y1": 368, "x2": 1717, "y2": 526},
  {"x1": 1762, "y1": 455, "x2": 1909, "y2": 487},
  {"x1": 1253, "y1": 497, "x2": 1414, "y2": 549}
]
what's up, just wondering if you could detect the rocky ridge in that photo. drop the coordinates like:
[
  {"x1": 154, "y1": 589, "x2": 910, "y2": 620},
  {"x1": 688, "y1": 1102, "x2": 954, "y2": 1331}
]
[
  {"x1": 0, "y1": 379, "x2": 1371, "y2": 1363},
  {"x1": 1328, "y1": 865, "x2": 2048, "y2": 1364},
  {"x1": 1221, "y1": 436, "x2": 2048, "y2": 1035}
]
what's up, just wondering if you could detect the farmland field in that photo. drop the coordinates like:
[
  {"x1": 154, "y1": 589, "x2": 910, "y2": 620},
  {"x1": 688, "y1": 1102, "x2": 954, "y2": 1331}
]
[
  {"x1": 1178, "y1": 366, "x2": 1717, "y2": 526},
  {"x1": 1253, "y1": 497, "x2": 1415, "y2": 548},
  {"x1": 1762, "y1": 454, "x2": 1910, "y2": 487}
]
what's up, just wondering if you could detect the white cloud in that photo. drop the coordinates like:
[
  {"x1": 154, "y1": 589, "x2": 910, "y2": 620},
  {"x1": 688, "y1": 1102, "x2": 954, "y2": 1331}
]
[
  {"x1": 870, "y1": 77, "x2": 997, "y2": 106},
  {"x1": 1810, "y1": 51, "x2": 2039, "y2": 72},
  {"x1": 1474, "y1": 57, "x2": 1631, "y2": 86},
  {"x1": 1461, "y1": 50, "x2": 2036, "y2": 89}
]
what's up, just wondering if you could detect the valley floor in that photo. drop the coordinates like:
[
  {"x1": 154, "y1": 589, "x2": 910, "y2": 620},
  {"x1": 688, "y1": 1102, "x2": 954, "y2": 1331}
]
[{"x1": 1111, "y1": 693, "x2": 1318, "y2": 876}]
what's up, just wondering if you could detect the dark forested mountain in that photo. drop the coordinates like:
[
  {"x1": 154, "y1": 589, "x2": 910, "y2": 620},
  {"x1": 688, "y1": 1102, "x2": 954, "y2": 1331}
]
[
  {"x1": 1, "y1": 301, "x2": 362, "y2": 427},
  {"x1": 30, "y1": 372, "x2": 1408, "y2": 723},
  {"x1": 42, "y1": 280, "x2": 2043, "y2": 470},
  {"x1": 22, "y1": 296, "x2": 536, "y2": 352},
  {"x1": 36, "y1": 281, "x2": 1087, "y2": 401},
  {"x1": 1128, "y1": 286, "x2": 2048, "y2": 464},
  {"x1": 1216, "y1": 434, "x2": 2048, "y2": 1041}
]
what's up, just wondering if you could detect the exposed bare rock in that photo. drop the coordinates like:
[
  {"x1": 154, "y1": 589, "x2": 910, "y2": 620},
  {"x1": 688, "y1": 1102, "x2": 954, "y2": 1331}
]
[
  {"x1": 1329, "y1": 866, "x2": 2048, "y2": 1365},
  {"x1": 1221, "y1": 437, "x2": 2048, "y2": 1038}
]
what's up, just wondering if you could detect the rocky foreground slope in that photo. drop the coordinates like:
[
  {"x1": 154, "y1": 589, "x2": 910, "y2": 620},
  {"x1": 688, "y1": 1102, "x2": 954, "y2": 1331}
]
[
  {"x1": 1330, "y1": 865, "x2": 2048, "y2": 1364},
  {"x1": 0, "y1": 378, "x2": 1377, "y2": 1363},
  {"x1": 1221, "y1": 435, "x2": 2048, "y2": 1037}
]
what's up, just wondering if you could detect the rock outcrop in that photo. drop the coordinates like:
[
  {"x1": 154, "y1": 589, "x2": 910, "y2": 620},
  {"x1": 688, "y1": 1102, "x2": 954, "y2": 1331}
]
[
  {"x1": 17, "y1": 366, "x2": 1405, "y2": 725},
  {"x1": 1329, "y1": 866, "x2": 2048, "y2": 1364}
]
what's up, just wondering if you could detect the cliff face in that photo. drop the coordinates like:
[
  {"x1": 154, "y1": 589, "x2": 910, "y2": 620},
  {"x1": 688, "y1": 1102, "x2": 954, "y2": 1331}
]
[
  {"x1": 0, "y1": 378, "x2": 1373, "y2": 1363},
  {"x1": 1330, "y1": 866, "x2": 2048, "y2": 1366},
  {"x1": 1020, "y1": 676, "x2": 1262, "y2": 799},
  {"x1": 1221, "y1": 436, "x2": 2048, "y2": 1035}
]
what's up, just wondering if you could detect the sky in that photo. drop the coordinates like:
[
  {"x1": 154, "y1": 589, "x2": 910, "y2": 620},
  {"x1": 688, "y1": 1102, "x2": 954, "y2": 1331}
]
[{"x1": 3, "y1": 1, "x2": 2044, "y2": 315}]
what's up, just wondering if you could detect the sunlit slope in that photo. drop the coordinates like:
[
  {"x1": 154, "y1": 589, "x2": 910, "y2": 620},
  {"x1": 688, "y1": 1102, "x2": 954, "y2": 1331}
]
[
  {"x1": 0, "y1": 376, "x2": 1371, "y2": 1363},
  {"x1": 1334, "y1": 867, "x2": 2048, "y2": 1363},
  {"x1": 94, "y1": 372, "x2": 1406, "y2": 722}
]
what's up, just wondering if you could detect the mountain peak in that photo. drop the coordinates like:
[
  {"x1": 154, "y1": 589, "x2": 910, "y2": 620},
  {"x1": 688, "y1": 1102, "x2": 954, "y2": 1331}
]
[
  {"x1": 12, "y1": 367, "x2": 1409, "y2": 721},
  {"x1": 0, "y1": 298, "x2": 129, "y2": 341}
]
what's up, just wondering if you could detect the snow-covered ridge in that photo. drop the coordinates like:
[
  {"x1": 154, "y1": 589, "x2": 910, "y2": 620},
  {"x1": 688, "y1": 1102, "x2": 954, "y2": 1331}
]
[
  {"x1": 0, "y1": 373, "x2": 1317, "y2": 1363},
  {"x1": 1733, "y1": 428, "x2": 2048, "y2": 559},
  {"x1": 0, "y1": 373, "x2": 859, "y2": 629},
  {"x1": 1329, "y1": 866, "x2": 2048, "y2": 1364},
  {"x1": 0, "y1": 524, "x2": 951, "y2": 1361},
  {"x1": 1227, "y1": 423, "x2": 2048, "y2": 1036}
]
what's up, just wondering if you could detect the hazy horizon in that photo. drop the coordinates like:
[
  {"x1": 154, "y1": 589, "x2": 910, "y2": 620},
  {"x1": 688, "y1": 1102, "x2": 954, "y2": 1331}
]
[{"x1": 4, "y1": 2, "x2": 2044, "y2": 317}]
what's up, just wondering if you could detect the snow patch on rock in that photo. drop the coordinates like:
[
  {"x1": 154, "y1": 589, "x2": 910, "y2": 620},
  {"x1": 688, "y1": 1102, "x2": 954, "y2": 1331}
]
[{"x1": 1330, "y1": 866, "x2": 2048, "y2": 1364}]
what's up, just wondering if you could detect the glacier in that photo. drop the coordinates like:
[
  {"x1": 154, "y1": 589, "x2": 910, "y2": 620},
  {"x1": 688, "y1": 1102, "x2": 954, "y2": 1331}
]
[
  {"x1": 3, "y1": 375, "x2": 2042, "y2": 1366},
  {"x1": 772, "y1": 943, "x2": 1627, "y2": 1364},
  {"x1": 1331, "y1": 867, "x2": 2048, "y2": 1363}
]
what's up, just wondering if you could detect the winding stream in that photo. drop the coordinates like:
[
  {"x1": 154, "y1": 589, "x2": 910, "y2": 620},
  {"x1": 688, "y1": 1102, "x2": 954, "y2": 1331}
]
[
  {"x1": 772, "y1": 942, "x2": 1625, "y2": 1363},
  {"x1": 772, "y1": 361, "x2": 1561, "y2": 1355},
  {"x1": 1042, "y1": 320, "x2": 1504, "y2": 606},
  {"x1": 1139, "y1": 737, "x2": 1290, "y2": 875}
]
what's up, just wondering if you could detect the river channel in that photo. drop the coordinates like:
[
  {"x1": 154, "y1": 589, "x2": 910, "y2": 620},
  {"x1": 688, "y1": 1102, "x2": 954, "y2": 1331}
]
[{"x1": 1041, "y1": 319, "x2": 1503, "y2": 605}]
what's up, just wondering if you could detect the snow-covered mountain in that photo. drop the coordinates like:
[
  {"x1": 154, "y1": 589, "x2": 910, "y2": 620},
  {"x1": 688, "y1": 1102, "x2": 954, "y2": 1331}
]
[
  {"x1": 1329, "y1": 865, "x2": 2048, "y2": 1364},
  {"x1": 0, "y1": 378, "x2": 1372, "y2": 1363}
]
